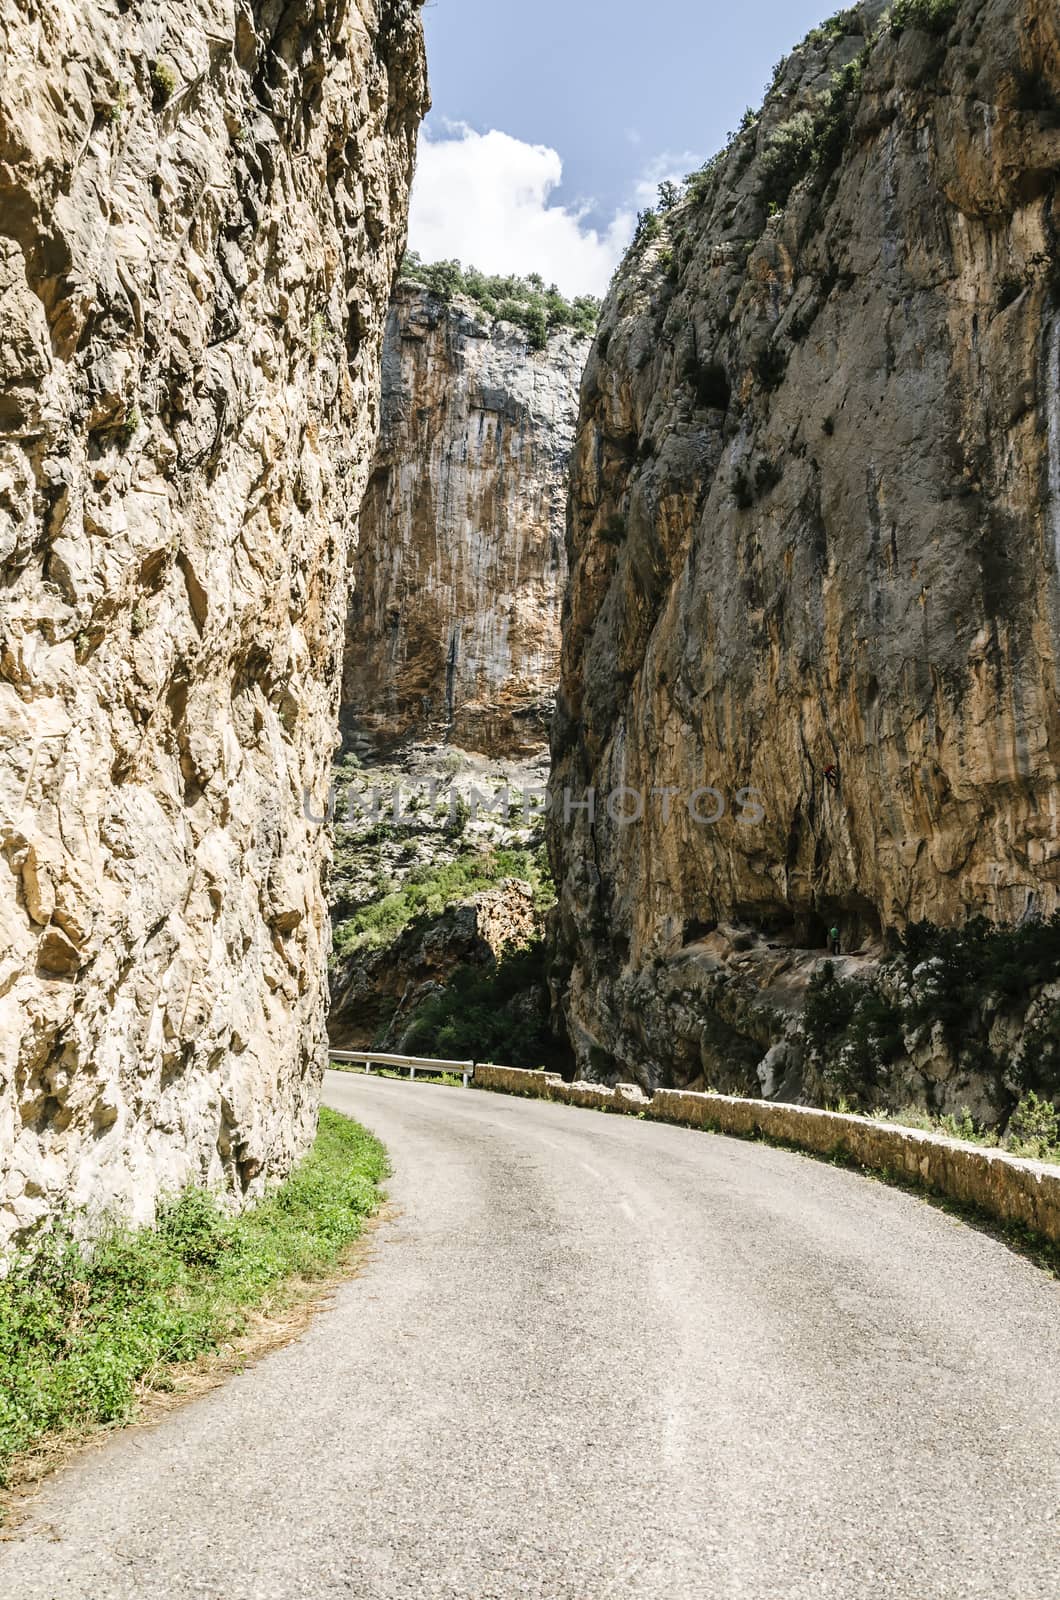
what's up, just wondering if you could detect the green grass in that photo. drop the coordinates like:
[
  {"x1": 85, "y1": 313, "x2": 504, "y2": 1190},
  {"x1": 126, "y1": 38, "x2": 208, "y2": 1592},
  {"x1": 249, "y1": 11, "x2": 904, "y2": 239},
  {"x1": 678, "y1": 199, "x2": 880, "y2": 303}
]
[{"x1": 0, "y1": 1109, "x2": 385, "y2": 1486}]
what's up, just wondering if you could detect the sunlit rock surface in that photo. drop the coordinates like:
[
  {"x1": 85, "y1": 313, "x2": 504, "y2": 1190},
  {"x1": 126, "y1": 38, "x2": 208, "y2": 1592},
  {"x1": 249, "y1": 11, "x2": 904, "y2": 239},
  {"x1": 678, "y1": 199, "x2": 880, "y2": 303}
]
[
  {"x1": 548, "y1": 0, "x2": 1060, "y2": 1094},
  {"x1": 0, "y1": 0, "x2": 427, "y2": 1245},
  {"x1": 342, "y1": 283, "x2": 585, "y2": 758}
]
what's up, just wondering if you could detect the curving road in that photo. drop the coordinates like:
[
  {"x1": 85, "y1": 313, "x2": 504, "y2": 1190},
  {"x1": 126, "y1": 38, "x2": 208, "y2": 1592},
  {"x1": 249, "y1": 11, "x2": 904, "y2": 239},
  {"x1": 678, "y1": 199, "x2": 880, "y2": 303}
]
[{"x1": 2, "y1": 1071, "x2": 1060, "y2": 1599}]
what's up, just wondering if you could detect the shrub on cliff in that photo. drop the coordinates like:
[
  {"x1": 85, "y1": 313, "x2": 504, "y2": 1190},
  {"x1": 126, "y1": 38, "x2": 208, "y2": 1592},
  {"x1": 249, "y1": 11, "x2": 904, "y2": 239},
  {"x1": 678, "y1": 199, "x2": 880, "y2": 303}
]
[
  {"x1": 331, "y1": 845, "x2": 553, "y2": 960},
  {"x1": 902, "y1": 914, "x2": 1060, "y2": 1037},
  {"x1": 889, "y1": 0, "x2": 959, "y2": 36},
  {"x1": 804, "y1": 965, "x2": 904, "y2": 1104},
  {"x1": 757, "y1": 111, "x2": 816, "y2": 208}
]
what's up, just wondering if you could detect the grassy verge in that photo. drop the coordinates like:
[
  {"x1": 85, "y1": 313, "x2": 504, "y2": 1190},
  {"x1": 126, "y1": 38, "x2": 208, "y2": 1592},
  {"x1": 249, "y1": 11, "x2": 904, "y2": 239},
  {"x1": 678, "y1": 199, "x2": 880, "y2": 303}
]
[{"x1": 0, "y1": 1108, "x2": 386, "y2": 1489}]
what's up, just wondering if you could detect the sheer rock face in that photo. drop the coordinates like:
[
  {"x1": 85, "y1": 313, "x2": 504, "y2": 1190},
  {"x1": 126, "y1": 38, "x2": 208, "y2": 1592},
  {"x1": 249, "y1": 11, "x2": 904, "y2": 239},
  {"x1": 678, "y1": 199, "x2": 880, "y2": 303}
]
[
  {"x1": 549, "y1": 0, "x2": 1060, "y2": 1087},
  {"x1": 0, "y1": 0, "x2": 427, "y2": 1245},
  {"x1": 342, "y1": 284, "x2": 585, "y2": 758}
]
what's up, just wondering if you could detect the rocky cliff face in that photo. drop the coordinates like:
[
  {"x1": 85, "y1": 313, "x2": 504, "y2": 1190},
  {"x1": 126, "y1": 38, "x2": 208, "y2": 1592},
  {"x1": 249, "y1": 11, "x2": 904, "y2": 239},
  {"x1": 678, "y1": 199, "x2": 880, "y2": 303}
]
[
  {"x1": 341, "y1": 283, "x2": 584, "y2": 757},
  {"x1": 549, "y1": 0, "x2": 1060, "y2": 1095},
  {"x1": 0, "y1": 0, "x2": 427, "y2": 1245}
]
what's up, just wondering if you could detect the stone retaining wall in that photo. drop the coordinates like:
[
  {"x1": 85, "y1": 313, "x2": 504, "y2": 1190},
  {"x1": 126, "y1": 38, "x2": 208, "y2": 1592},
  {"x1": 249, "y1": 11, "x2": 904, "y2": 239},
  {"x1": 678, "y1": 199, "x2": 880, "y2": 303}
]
[{"x1": 471, "y1": 1066, "x2": 1060, "y2": 1247}]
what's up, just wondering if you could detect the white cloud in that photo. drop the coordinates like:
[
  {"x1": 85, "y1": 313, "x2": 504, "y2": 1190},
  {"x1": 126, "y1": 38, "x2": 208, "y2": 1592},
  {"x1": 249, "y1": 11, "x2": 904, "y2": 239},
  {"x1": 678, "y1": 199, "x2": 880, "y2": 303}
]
[{"x1": 407, "y1": 125, "x2": 634, "y2": 298}]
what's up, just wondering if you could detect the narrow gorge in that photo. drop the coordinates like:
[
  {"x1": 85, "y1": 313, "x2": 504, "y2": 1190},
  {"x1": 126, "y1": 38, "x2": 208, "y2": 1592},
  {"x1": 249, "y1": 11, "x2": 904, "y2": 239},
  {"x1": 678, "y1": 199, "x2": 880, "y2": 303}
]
[
  {"x1": 5, "y1": 0, "x2": 1060, "y2": 1246},
  {"x1": 329, "y1": 266, "x2": 587, "y2": 1061}
]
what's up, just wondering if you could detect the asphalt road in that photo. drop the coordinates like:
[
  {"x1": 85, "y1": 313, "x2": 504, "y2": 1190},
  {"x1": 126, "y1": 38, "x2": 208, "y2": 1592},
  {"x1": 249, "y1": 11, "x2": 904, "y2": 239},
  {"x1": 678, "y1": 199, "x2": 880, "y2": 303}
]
[{"x1": 3, "y1": 1072, "x2": 1059, "y2": 1599}]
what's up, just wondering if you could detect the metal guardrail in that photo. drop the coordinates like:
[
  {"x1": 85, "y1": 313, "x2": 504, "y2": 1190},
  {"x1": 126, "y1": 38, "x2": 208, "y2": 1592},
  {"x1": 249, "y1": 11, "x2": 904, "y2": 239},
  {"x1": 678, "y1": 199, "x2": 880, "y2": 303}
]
[{"x1": 330, "y1": 1051, "x2": 474, "y2": 1089}]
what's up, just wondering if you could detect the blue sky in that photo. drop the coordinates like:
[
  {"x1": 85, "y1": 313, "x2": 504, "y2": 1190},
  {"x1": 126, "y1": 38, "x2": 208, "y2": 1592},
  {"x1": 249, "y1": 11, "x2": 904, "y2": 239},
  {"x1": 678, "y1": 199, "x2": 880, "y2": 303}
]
[{"x1": 408, "y1": 0, "x2": 840, "y2": 295}]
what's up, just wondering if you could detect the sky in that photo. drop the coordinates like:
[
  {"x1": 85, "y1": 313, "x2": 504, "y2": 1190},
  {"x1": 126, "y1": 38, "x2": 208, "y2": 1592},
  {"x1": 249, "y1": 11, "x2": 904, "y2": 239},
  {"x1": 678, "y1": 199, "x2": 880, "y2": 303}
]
[{"x1": 408, "y1": 0, "x2": 842, "y2": 297}]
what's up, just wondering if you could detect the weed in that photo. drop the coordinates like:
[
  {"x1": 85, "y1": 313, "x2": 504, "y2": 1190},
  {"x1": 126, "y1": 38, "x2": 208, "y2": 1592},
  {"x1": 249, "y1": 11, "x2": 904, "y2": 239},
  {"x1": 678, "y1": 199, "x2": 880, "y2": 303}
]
[
  {"x1": 150, "y1": 60, "x2": 178, "y2": 107},
  {"x1": 105, "y1": 85, "x2": 127, "y2": 126},
  {"x1": 600, "y1": 512, "x2": 628, "y2": 545},
  {"x1": 117, "y1": 406, "x2": 141, "y2": 446},
  {"x1": 1006, "y1": 1091, "x2": 1060, "y2": 1158}
]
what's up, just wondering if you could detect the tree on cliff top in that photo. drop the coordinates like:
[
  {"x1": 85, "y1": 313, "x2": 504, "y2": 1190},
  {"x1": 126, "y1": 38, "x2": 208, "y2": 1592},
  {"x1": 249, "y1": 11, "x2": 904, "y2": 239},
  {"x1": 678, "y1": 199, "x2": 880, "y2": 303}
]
[{"x1": 401, "y1": 252, "x2": 600, "y2": 349}]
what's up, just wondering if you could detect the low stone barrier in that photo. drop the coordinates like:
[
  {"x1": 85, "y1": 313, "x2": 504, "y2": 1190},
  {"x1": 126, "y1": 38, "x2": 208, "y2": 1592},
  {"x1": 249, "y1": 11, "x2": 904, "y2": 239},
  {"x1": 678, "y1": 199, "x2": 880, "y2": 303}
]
[{"x1": 471, "y1": 1065, "x2": 1060, "y2": 1248}]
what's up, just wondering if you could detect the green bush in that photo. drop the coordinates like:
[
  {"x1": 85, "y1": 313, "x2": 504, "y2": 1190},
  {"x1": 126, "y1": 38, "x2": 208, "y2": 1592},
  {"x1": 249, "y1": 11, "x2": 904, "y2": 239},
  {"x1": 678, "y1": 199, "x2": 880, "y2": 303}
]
[
  {"x1": 890, "y1": 0, "x2": 959, "y2": 36},
  {"x1": 400, "y1": 253, "x2": 599, "y2": 343},
  {"x1": 902, "y1": 914, "x2": 1060, "y2": 1042},
  {"x1": 757, "y1": 111, "x2": 816, "y2": 208},
  {"x1": 150, "y1": 60, "x2": 178, "y2": 106},
  {"x1": 399, "y1": 940, "x2": 557, "y2": 1070},
  {"x1": 807, "y1": 7, "x2": 862, "y2": 46},
  {"x1": 1004, "y1": 1091, "x2": 1060, "y2": 1159},
  {"x1": 632, "y1": 209, "x2": 663, "y2": 249},
  {"x1": 117, "y1": 405, "x2": 141, "y2": 446},
  {"x1": 813, "y1": 52, "x2": 867, "y2": 178},
  {"x1": 331, "y1": 845, "x2": 553, "y2": 961},
  {"x1": 0, "y1": 1110, "x2": 385, "y2": 1482},
  {"x1": 805, "y1": 966, "x2": 903, "y2": 1105}
]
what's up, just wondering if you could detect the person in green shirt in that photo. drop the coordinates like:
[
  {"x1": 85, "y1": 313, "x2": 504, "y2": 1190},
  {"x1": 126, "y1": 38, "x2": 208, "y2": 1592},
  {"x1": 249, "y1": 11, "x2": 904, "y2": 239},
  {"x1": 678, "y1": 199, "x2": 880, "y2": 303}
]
[{"x1": 828, "y1": 924, "x2": 841, "y2": 956}]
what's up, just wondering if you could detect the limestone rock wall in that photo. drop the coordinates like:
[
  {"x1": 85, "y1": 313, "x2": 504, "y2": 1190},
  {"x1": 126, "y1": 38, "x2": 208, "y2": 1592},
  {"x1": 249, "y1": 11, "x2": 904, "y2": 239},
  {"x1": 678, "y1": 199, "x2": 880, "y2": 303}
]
[
  {"x1": 0, "y1": 0, "x2": 427, "y2": 1245},
  {"x1": 549, "y1": 0, "x2": 1060, "y2": 1085},
  {"x1": 342, "y1": 283, "x2": 585, "y2": 757}
]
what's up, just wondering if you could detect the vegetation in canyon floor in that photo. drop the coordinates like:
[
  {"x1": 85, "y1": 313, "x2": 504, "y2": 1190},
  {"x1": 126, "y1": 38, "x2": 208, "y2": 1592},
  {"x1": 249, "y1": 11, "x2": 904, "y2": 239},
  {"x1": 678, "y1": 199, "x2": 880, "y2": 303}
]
[
  {"x1": 398, "y1": 939, "x2": 556, "y2": 1071},
  {"x1": 400, "y1": 252, "x2": 600, "y2": 348},
  {"x1": 0, "y1": 1111, "x2": 385, "y2": 1490}
]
